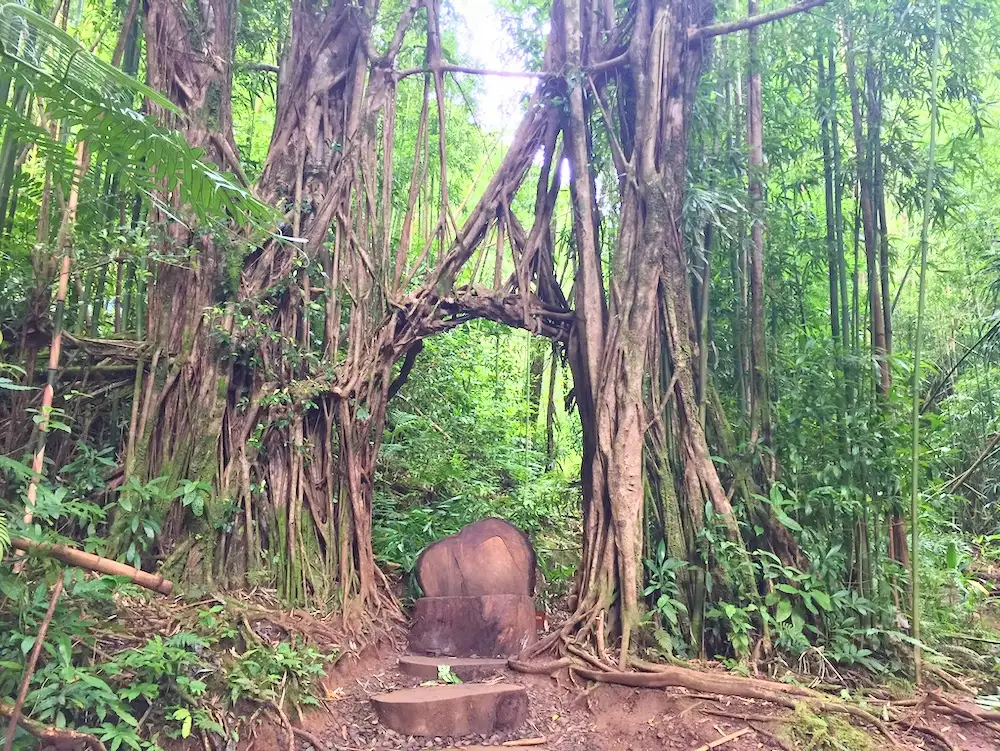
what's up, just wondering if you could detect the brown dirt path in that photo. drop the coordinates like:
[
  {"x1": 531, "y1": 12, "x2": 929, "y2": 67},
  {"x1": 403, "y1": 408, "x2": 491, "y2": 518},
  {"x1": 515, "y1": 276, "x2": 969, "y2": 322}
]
[{"x1": 253, "y1": 644, "x2": 1000, "y2": 751}]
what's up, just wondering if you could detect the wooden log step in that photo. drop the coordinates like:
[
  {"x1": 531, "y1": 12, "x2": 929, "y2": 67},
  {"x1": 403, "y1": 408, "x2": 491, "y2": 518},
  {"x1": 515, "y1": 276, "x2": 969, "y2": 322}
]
[
  {"x1": 370, "y1": 683, "x2": 528, "y2": 737},
  {"x1": 397, "y1": 655, "x2": 509, "y2": 681}
]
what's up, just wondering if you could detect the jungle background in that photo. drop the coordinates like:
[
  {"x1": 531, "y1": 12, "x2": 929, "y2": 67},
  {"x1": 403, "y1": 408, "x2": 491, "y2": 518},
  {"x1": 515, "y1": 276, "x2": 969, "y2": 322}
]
[{"x1": 4, "y1": 0, "x2": 1000, "y2": 747}]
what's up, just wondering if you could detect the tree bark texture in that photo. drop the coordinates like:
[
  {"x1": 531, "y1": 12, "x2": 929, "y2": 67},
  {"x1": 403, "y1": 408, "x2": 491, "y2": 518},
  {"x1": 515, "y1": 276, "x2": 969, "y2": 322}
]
[{"x1": 746, "y1": 0, "x2": 773, "y2": 478}]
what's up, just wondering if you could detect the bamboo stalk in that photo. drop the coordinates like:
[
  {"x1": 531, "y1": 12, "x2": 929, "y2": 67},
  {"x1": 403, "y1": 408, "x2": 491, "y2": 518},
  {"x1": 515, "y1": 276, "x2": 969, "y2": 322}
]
[
  {"x1": 16, "y1": 144, "x2": 89, "y2": 570},
  {"x1": 9, "y1": 538, "x2": 173, "y2": 595},
  {"x1": 910, "y1": 0, "x2": 942, "y2": 684}
]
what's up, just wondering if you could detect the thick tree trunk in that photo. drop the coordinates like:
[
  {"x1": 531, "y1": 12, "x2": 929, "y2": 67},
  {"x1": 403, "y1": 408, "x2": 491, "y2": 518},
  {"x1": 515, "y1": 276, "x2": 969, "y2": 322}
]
[
  {"x1": 136, "y1": 0, "x2": 569, "y2": 614},
  {"x1": 746, "y1": 0, "x2": 773, "y2": 478},
  {"x1": 123, "y1": 0, "x2": 237, "y2": 582},
  {"x1": 564, "y1": 0, "x2": 760, "y2": 665}
]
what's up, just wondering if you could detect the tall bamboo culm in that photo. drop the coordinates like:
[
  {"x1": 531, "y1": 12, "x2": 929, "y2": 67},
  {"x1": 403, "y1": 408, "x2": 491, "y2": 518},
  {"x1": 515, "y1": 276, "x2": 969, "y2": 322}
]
[{"x1": 910, "y1": 0, "x2": 942, "y2": 684}]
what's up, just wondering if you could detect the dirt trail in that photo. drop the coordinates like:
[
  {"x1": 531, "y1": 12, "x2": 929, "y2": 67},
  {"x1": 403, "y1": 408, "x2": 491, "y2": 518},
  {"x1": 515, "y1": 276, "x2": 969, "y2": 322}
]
[{"x1": 251, "y1": 644, "x2": 1000, "y2": 751}]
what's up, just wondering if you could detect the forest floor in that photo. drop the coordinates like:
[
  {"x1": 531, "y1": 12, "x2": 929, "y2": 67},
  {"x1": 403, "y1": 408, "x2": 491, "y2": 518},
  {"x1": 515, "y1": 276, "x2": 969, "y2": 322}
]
[{"x1": 242, "y1": 637, "x2": 1000, "y2": 751}]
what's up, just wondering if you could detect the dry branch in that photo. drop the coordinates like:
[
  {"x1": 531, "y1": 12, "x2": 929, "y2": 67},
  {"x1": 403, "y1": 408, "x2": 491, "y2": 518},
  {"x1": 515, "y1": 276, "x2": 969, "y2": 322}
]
[
  {"x1": 945, "y1": 433, "x2": 1000, "y2": 493},
  {"x1": 502, "y1": 739, "x2": 547, "y2": 747},
  {"x1": 2, "y1": 574, "x2": 63, "y2": 751},
  {"x1": 10, "y1": 538, "x2": 174, "y2": 595}
]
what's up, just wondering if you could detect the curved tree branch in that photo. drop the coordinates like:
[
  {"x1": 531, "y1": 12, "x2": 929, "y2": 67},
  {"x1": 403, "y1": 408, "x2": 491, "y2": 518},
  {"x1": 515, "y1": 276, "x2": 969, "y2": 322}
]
[{"x1": 688, "y1": 0, "x2": 827, "y2": 42}]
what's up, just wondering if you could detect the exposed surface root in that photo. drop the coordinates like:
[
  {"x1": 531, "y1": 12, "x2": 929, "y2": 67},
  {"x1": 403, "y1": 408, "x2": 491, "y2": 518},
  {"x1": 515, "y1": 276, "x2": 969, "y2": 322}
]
[
  {"x1": 267, "y1": 701, "x2": 295, "y2": 751},
  {"x1": 507, "y1": 646, "x2": 1000, "y2": 749},
  {"x1": 565, "y1": 664, "x2": 898, "y2": 744},
  {"x1": 290, "y1": 725, "x2": 328, "y2": 750},
  {"x1": 907, "y1": 722, "x2": 960, "y2": 751},
  {"x1": 0, "y1": 701, "x2": 107, "y2": 751},
  {"x1": 927, "y1": 691, "x2": 986, "y2": 722},
  {"x1": 508, "y1": 657, "x2": 574, "y2": 674}
]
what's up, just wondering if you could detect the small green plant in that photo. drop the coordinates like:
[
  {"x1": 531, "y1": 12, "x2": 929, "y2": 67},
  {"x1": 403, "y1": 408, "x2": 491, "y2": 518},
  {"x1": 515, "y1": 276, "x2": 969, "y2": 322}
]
[
  {"x1": 173, "y1": 480, "x2": 212, "y2": 518},
  {"x1": 706, "y1": 601, "x2": 756, "y2": 658},
  {"x1": 642, "y1": 540, "x2": 690, "y2": 654},
  {"x1": 225, "y1": 640, "x2": 334, "y2": 706},
  {"x1": 419, "y1": 664, "x2": 462, "y2": 686}
]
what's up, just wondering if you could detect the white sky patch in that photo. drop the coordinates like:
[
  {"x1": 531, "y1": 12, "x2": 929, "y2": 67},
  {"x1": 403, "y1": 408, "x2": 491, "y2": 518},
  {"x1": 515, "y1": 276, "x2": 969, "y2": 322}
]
[{"x1": 453, "y1": 0, "x2": 535, "y2": 140}]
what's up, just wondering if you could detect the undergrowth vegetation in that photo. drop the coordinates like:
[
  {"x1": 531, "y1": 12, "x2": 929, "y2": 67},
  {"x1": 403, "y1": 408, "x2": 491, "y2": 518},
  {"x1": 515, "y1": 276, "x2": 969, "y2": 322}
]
[{"x1": 0, "y1": 569, "x2": 335, "y2": 750}]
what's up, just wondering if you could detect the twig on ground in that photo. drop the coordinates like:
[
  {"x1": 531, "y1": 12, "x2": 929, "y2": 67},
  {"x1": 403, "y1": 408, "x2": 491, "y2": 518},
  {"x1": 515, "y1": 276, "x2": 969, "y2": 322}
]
[
  {"x1": 701, "y1": 708, "x2": 791, "y2": 723},
  {"x1": 502, "y1": 738, "x2": 547, "y2": 747},
  {"x1": 692, "y1": 727, "x2": 752, "y2": 751}
]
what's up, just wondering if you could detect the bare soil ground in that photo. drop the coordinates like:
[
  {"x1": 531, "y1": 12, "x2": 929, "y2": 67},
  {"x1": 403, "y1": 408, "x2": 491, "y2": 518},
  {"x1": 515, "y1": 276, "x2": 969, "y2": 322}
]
[{"x1": 243, "y1": 642, "x2": 1000, "y2": 751}]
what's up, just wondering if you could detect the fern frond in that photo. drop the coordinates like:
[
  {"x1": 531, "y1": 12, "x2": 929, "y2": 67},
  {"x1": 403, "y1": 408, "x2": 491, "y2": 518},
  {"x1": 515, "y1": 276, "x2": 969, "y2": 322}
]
[
  {"x1": 0, "y1": 510, "x2": 9, "y2": 557},
  {"x1": 0, "y1": 3, "x2": 278, "y2": 230}
]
